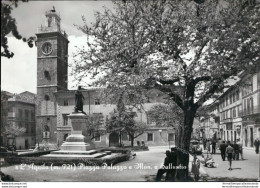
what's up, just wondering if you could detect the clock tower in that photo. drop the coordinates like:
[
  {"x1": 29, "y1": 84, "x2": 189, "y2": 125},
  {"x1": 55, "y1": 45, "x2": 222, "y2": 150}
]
[{"x1": 36, "y1": 8, "x2": 69, "y2": 144}]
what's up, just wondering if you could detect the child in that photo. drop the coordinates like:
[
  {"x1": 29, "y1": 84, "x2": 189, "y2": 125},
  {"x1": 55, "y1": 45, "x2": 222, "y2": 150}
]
[{"x1": 191, "y1": 154, "x2": 200, "y2": 181}]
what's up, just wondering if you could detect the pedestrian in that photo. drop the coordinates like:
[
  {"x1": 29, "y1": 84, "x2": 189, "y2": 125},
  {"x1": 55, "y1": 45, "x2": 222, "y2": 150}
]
[
  {"x1": 233, "y1": 142, "x2": 239, "y2": 160},
  {"x1": 212, "y1": 140, "x2": 216, "y2": 154},
  {"x1": 219, "y1": 141, "x2": 226, "y2": 161},
  {"x1": 203, "y1": 139, "x2": 206, "y2": 150},
  {"x1": 169, "y1": 147, "x2": 178, "y2": 181},
  {"x1": 226, "y1": 142, "x2": 234, "y2": 170},
  {"x1": 254, "y1": 138, "x2": 259, "y2": 154},
  {"x1": 206, "y1": 139, "x2": 211, "y2": 153},
  {"x1": 237, "y1": 141, "x2": 244, "y2": 160},
  {"x1": 155, "y1": 150, "x2": 172, "y2": 181},
  {"x1": 191, "y1": 154, "x2": 200, "y2": 182}
]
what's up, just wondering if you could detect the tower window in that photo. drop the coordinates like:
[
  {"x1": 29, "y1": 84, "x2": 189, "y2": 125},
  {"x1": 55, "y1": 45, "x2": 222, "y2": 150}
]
[
  {"x1": 44, "y1": 71, "x2": 51, "y2": 80},
  {"x1": 44, "y1": 95, "x2": 50, "y2": 101}
]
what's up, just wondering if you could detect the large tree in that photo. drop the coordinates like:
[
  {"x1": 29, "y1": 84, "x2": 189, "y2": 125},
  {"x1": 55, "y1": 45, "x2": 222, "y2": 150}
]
[
  {"x1": 73, "y1": 0, "x2": 260, "y2": 179},
  {"x1": 106, "y1": 91, "x2": 147, "y2": 147}
]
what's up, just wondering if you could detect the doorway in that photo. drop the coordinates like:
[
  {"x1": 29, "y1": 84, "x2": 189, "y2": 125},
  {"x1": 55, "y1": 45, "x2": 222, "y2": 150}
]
[
  {"x1": 109, "y1": 132, "x2": 119, "y2": 147},
  {"x1": 250, "y1": 127, "x2": 253, "y2": 147},
  {"x1": 25, "y1": 139, "x2": 29, "y2": 149},
  {"x1": 245, "y1": 129, "x2": 248, "y2": 147}
]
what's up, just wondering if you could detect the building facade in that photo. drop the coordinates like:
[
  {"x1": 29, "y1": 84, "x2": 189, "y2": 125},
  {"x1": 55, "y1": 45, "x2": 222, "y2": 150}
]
[
  {"x1": 54, "y1": 89, "x2": 176, "y2": 147},
  {"x1": 240, "y1": 71, "x2": 260, "y2": 148},
  {"x1": 200, "y1": 70, "x2": 260, "y2": 148},
  {"x1": 1, "y1": 91, "x2": 13, "y2": 146},
  {"x1": 6, "y1": 92, "x2": 37, "y2": 150}
]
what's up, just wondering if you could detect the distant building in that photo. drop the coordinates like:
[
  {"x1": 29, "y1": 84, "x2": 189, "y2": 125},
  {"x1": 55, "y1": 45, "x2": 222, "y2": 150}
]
[
  {"x1": 199, "y1": 70, "x2": 260, "y2": 149},
  {"x1": 6, "y1": 91, "x2": 37, "y2": 150},
  {"x1": 1, "y1": 91, "x2": 13, "y2": 146},
  {"x1": 54, "y1": 88, "x2": 176, "y2": 147},
  {"x1": 240, "y1": 71, "x2": 260, "y2": 148}
]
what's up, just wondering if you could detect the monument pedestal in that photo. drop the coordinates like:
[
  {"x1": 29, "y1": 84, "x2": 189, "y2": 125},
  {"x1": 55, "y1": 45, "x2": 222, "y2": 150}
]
[{"x1": 60, "y1": 112, "x2": 95, "y2": 151}]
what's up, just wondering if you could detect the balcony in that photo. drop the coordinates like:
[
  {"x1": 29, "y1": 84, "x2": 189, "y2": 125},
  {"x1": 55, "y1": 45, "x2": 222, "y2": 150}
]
[
  {"x1": 223, "y1": 118, "x2": 233, "y2": 123},
  {"x1": 241, "y1": 107, "x2": 260, "y2": 117}
]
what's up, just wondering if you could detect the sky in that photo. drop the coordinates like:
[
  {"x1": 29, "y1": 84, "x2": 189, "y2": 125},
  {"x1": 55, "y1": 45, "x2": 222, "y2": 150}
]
[{"x1": 1, "y1": 1, "x2": 114, "y2": 94}]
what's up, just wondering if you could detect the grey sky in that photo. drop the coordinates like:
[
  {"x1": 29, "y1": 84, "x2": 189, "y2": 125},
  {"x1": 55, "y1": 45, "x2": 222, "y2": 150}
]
[{"x1": 1, "y1": 1, "x2": 114, "y2": 94}]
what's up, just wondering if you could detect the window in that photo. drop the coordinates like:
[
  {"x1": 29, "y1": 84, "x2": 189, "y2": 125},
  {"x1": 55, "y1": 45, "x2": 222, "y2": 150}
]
[
  {"x1": 230, "y1": 95, "x2": 232, "y2": 104},
  {"x1": 244, "y1": 99, "x2": 247, "y2": 113},
  {"x1": 31, "y1": 124, "x2": 35, "y2": 133},
  {"x1": 63, "y1": 100, "x2": 69, "y2": 106},
  {"x1": 168, "y1": 133, "x2": 174, "y2": 141},
  {"x1": 44, "y1": 70, "x2": 51, "y2": 80},
  {"x1": 18, "y1": 109, "x2": 23, "y2": 120},
  {"x1": 25, "y1": 110, "x2": 29, "y2": 121},
  {"x1": 233, "y1": 108, "x2": 236, "y2": 118},
  {"x1": 25, "y1": 124, "x2": 29, "y2": 133},
  {"x1": 63, "y1": 114, "x2": 68, "y2": 126},
  {"x1": 31, "y1": 111, "x2": 34, "y2": 121},
  {"x1": 243, "y1": 77, "x2": 253, "y2": 96},
  {"x1": 8, "y1": 107, "x2": 13, "y2": 112},
  {"x1": 94, "y1": 133, "x2": 101, "y2": 142},
  {"x1": 236, "y1": 91, "x2": 239, "y2": 101},
  {"x1": 233, "y1": 93, "x2": 236, "y2": 103},
  {"x1": 147, "y1": 133, "x2": 153, "y2": 141},
  {"x1": 226, "y1": 97, "x2": 228, "y2": 106},
  {"x1": 94, "y1": 98, "x2": 100, "y2": 105},
  {"x1": 44, "y1": 95, "x2": 50, "y2": 101},
  {"x1": 250, "y1": 98, "x2": 254, "y2": 113}
]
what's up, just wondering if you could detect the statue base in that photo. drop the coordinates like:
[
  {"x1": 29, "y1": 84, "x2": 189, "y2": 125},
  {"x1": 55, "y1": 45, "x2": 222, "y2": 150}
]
[{"x1": 59, "y1": 112, "x2": 95, "y2": 151}]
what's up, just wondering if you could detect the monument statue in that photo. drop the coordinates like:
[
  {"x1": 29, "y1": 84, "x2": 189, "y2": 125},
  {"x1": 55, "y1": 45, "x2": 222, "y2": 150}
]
[{"x1": 75, "y1": 86, "x2": 86, "y2": 114}]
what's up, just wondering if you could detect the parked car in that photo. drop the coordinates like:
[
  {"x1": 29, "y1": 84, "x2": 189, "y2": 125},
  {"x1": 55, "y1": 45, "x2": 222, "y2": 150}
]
[{"x1": 190, "y1": 140, "x2": 202, "y2": 154}]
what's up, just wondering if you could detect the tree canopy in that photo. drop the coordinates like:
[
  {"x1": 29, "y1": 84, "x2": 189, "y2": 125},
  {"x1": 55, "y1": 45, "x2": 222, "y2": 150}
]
[
  {"x1": 72, "y1": 0, "x2": 259, "y2": 179},
  {"x1": 1, "y1": 0, "x2": 34, "y2": 59}
]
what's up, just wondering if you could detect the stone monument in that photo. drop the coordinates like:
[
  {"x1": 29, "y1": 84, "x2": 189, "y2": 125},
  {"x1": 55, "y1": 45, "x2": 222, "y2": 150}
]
[{"x1": 59, "y1": 86, "x2": 95, "y2": 151}]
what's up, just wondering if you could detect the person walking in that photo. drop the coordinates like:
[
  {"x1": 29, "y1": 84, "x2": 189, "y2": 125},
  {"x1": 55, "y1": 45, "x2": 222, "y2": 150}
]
[
  {"x1": 211, "y1": 140, "x2": 216, "y2": 154},
  {"x1": 191, "y1": 154, "x2": 200, "y2": 182},
  {"x1": 254, "y1": 138, "x2": 259, "y2": 154},
  {"x1": 233, "y1": 142, "x2": 239, "y2": 160},
  {"x1": 237, "y1": 141, "x2": 244, "y2": 160},
  {"x1": 219, "y1": 141, "x2": 226, "y2": 161},
  {"x1": 203, "y1": 139, "x2": 207, "y2": 150},
  {"x1": 226, "y1": 142, "x2": 234, "y2": 170},
  {"x1": 206, "y1": 139, "x2": 211, "y2": 153}
]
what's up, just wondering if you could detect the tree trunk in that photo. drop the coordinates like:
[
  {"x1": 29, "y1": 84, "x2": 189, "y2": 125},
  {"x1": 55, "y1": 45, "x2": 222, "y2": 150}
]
[
  {"x1": 131, "y1": 135, "x2": 134, "y2": 147},
  {"x1": 175, "y1": 108, "x2": 196, "y2": 181},
  {"x1": 119, "y1": 131, "x2": 122, "y2": 146}
]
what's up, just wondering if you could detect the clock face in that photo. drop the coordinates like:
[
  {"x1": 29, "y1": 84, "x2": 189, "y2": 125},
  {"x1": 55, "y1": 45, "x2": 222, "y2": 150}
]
[{"x1": 42, "y1": 42, "x2": 52, "y2": 55}]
